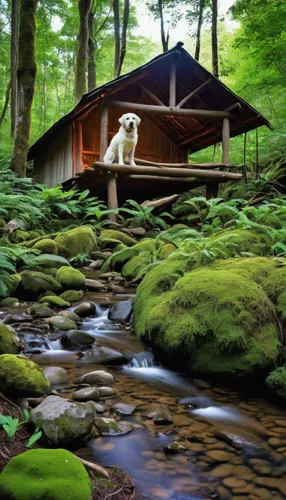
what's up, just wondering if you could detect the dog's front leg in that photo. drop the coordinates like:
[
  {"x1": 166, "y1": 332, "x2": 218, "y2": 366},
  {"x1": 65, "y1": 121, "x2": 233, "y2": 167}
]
[
  {"x1": 129, "y1": 146, "x2": 136, "y2": 166},
  {"x1": 118, "y1": 144, "x2": 124, "y2": 165}
]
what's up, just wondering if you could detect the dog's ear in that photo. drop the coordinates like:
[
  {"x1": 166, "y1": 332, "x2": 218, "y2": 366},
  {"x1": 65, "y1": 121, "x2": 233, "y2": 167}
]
[
  {"x1": 135, "y1": 115, "x2": 141, "y2": 126},
  {"x1": 119, "y1": 114, "x2": 125, "y2": 125}
]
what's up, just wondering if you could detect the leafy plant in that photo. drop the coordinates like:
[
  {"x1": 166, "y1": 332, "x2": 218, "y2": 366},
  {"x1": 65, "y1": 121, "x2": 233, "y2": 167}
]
[
  {"x1": 120, "y1": 199, "x2": 171, "y2": 229},
  {"x1": 0, "y1": 409, "x2": 42, "y2": 448},
  {"x1": 69, "y1": 252, "x2": 91, "y2": 267}
]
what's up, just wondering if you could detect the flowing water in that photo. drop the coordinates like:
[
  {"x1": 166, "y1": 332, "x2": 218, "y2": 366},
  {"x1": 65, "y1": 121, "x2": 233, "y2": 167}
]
[{"x1": 1, "y1": 292, "x2": 286, "y2": 500}]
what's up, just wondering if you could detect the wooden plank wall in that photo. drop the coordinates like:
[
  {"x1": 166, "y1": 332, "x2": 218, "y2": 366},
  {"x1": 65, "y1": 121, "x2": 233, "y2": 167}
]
[{"x1": 33, "y1": 124, "x2": 73, "y2": 187}]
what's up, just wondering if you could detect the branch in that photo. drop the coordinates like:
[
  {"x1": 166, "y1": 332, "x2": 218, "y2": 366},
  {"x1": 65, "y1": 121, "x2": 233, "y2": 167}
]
[
  {"x1": 94, "y1": 7, "x2": 112, "y2": 38},
  {"x1": 74, "y1": 455, "x2": 110, "y2": 478},
  {"x1": 0, "y1": 80, "x2": 11, "y2": 128}
]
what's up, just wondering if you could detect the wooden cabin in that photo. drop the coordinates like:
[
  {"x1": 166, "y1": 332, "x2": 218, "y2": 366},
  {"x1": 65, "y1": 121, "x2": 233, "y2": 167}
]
[{"x1": 28, "y1": 42, "x2": 271, "y2": 208}]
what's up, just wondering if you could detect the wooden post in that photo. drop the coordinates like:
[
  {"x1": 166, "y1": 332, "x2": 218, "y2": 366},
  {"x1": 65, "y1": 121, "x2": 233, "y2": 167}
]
[
  {"x1": 255, "y1": 128, "x2": 259, "y2": 179},
  {"x1": 222, "y1": 117, "x2": 230, "y2": 168},
  {"x1": 243, "y1": 132, "x2": 248, "y2": 183},
  {"x1": 169, "y1": 62, "x2": 176, "y2": 107},
  {"x1": 100, "y1": 104, "x2": 118, "y2": 219},
  {"x1": 206, "y1": 182, "x2": 219, "y2": 199}
]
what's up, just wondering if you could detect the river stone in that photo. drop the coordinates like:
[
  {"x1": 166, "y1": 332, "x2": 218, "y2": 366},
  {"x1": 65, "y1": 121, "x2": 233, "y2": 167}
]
[
  {"x1": 61, "y1": 330, "x2": 95, "y2": 349},
  {"x1": 1, "y1": 297, "x2": 19, "y2": 306},
  {"x1": 146, "y1": 404, "x2": 173, "y2": 425},
  {"x1": 0, "y1": 324, "x2": 21, "y2": 355},
  {"x1": 78, "y1": 370, "x2": 114, "y2": 386},
  {"x1": 223, "y1": 477, "x2": 247, "y2": 489},
  {"x1": 108, "y1": 298, "x2": 133, "y2": 323},
  {"x1": 94, "y1": 403, "x2": 106, "y2": 414},
  {"x1": 30, "y1": 395, "x2": 96, "y2": 444},
  {"x1": 94, "y1": 417, "x2": 141, "y2": 436},
  {"x1": 0, "y1": 354, "x2": 50, "y2": 396},
  {"x1": 49, "y1": 316, "x2": 78, "y2": 331},
  {"x1": 34, "y1": 307, "x2": 54, "y2": 319},
  {"x1": 3, "y1": 314, "x2": 29, "y2": 325},
  {"x1": 84, "y1": 278, "x2": 105, "y2": 290},
  {"x1": 111, "y1": 403, "x2": 136, "y2": 415},
  {"x1": 98, "y1": 386, "x2": 116, "y2": 398},
  {"x1": 164, "y1": 442, "x2": 188, "y2": 454},
  {"x1": 74, "y1": 302, "x2": 96, "y2": 317},
  {"x1": 206, "y1": 450, "x2": 236, "y2": 462},
  {"x1": 39, "y1": 296, "x2": 70, "y2": 309},
  {"x1": 42, "y1": 366, "x2": 68, "y2": 385},
  {"x1": 57, "y1": 310, "x2": 80, "y2": 323},
  {"x1": 73, "y1": 387, "x2": 100, "y2": 401},
  {"x1": 210, "y1": 464, "x2": 235, "y2": 477},
  {"x1": 81, "y1": 347, "x2": 126, "y2": 365}
]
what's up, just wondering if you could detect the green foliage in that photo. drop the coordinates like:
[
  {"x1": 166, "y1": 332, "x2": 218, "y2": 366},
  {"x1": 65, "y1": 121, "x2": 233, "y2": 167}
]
[
  {"x1": 0, "y1": 409, "x2": 42, "y2": 447},
  {"x1": 266, "y1": 366, "x2": 286, "y2": 399},
  {"x1": 120, "y1": 199, "x2": 172, "y2": 229},
  {"x1": 69, "y1": 253, "x2": 91, "y2": 268}
]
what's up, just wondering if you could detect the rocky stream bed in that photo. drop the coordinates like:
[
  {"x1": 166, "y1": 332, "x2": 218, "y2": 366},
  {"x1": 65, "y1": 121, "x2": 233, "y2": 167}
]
[{"x1": 0, "y1": 276, "x2": 286, "y2": 500}]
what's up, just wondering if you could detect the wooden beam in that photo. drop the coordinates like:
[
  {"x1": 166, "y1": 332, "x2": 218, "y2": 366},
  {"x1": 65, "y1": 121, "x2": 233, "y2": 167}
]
[
  {"x1": 109, "y1": 100, "x2": 234, "y2": 120},
  {"x1": 93, "y1": 161, "x2": 242, "y2": 181},
  {"x1": 169, "y1": 62, "x2": 176, "y2": 107},
  {"x1": 225, "y1": 102, "x2": 242, "y2": 112},
  {"x1": 222, "y1": 117, "x2": 230, "y2": 167},
  {"x1": 138, "y1": 83, "x2": 164, "y2": 106},
  {"x1": 107, "y1": 173, "x2": 118, "y2": 214},
  {"x1": 177, "y1": 78, "x2": 212, "y2": 109},
  {"x1": 99, "y1": 105, "x2": 117, "y2": 219},
  {"x1": 134, "y1": 157, "x2": 227, "y2": 169},
  {"x1": 73, "y1": 121, "x2": 83, "y2": 174},
  {"x1": 128, "y1": 174, "x2": 198, "y2": 183}
]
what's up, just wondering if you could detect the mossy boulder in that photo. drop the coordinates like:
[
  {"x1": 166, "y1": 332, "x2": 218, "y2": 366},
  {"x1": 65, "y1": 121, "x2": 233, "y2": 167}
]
[
  {"x1": 132, "y1": 238, "x2": 156, "y2": 253},
  {"x1": 213, "y1": 229, "x2": 273, "y2": 256},
  {"x1": 55, "y1": 226, "x2": 96, "y2": 258},
  {"x1": 6, "y1": 274, "x2": 21, "y2": 296},
  {"x1": 0, "y1": 217, "x2": 6, "y2": 228},
  {"x1": 17, "y1": 271, "x2": 62, "y2": 299},
  {"x1": 157, "y1": 243, "x2": 177, "y2": 259},
  {"x1": 59, "y1": 290, "x2": 81, "y2": 302},
  {"x1": 35, "y1": 254, "x2": 70, "y2": 269},
  {"x1": 134, "y1": 258, "x2": 280, "y2": 377},
  {"x1": 0, "y1": 448, "x2": 92, "y2": 500},
  {"x1": 263, "y1": 266, "x2": 286, "y2": 321},
  {"x1": 38, "y1": 296, "x2": 70, "y2": 309},
  {"x1": 0, "y1": 324, "x2": 21, "y2": 355},
  {"x1": 33, "y1": 238, "x2": 58, "y2": 254},
  {"x1": 101, "y1": 247, "x2": 137, "y2": 273},
  {"x1": 28, "y1": 230, "x2": 41, "y2": 240},
  {"x1": 1, "y1": 297, "x2": 19, "y2": 306},
  {"x1": 10, "y1": 230, "x2": 30, "y2": 243},
  {"x1": 0, "y1": 354, "x2": 50, "y2": 396},
  {"x1": 266, "y1": 367, "x2": 286, "y2": 400},
  {"x1": 99, "y1": 230, "x2": 137, "y2": 247},
  {"x1": 121, "y1": 255, "x2": 150, "y2": 279},
  {"x1": 49, "y1": 316, "x2": 78, "y2": 331},
  {"x1": 56, "y1": 266, "x2": 85, "y2": 290}
]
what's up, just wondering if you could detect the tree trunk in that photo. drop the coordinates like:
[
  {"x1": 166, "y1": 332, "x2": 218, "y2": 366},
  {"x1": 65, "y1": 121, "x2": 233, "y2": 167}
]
[
  {"x1": 195, "y1": 0, "x2": 204, "y2": 61},
  {"x1": 211, "y1": 0, "x2": 218, "y2": 77},
  {"x1": 11, "y1": 0, "x2": 38, "y2": 177},
  {"x1": 88, "y1": 2, "x2": 96, "y2": 90},
  {"x1": 75, "y1": 0, "x2": 91, "y2": 101},
  {"x1": 0, "y1": 80, "x2": 11, "y2": 128},
  {"x1": 113, "y1": 0, "x2": 120, "y2": 77},
  {"x1": 158, "y1": 0, "x2": 168, "y2": 52},
  {"x1": 117, "y1": 0, "x2": 130, "y2": 77},
  {"x1": 10, "y1": 0, "x2": 18, "y2": 138}
]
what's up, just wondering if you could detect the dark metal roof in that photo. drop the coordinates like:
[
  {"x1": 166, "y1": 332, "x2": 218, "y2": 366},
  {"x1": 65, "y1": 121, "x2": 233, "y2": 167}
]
[{"x1": 28, "y1": 42, "x2": 271, "y2": 159}]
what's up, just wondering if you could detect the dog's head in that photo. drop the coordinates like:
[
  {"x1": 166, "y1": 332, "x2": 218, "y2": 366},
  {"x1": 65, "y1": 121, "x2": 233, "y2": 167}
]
[{"x1": 119, "y1": 113, "x2": 141, "y2": 131}]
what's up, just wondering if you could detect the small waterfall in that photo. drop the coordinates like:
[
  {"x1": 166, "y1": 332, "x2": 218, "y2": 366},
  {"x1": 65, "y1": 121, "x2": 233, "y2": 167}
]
[{"x1": 127, "y1": 351, "x2": 155, "y2": 368}]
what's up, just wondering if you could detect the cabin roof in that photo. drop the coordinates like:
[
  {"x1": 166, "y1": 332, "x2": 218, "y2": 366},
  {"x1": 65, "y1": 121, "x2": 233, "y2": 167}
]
[{"x1": 28, "y1": 42, "x2": 271, "y2": 160}]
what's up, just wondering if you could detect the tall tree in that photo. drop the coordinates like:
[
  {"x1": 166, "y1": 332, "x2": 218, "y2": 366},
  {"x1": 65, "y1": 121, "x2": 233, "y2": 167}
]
[
  {"x1": 75, "y1": 0, "x2": 91, "y2": 101},
  {"x1": 10, "y1": 0, "x2": 18, "y2": 137},
  {"x1": 147, "y1": 0, "x2": 182, "y2": 53},
  {"x1": 113, "y1": 0, "x2": 120, "y2": 77},
  {"x1": 158, "y1": 0, "x2": 169, "y2": 52},
  {"x1": 195, "y1": 0, "x2": 204, "y2": 61},
  {"x1": 11, "y1": 0, "x2": 38, "y2": 177},
  {"x1": 88, "y1": 0, "x2": 95, "y2": 90},
  {"x1": 116, "y1": 0, "x2": 129, "y2": 76},
  {"x1": 211, "y1": 0, "x2": 218, "y2": 77}
]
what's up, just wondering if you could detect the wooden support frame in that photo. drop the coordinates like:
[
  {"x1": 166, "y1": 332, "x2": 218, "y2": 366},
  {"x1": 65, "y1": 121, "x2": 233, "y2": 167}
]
[
  {"x1": 109, "y1": 100, "x2": 234, "y2": 120},
  {"x1": 72, "y1": 121, "x2": 83, "y2": 175},
  {"x1": 169, "y1": 62, "x2": 176, "y2": 107},
  {"x1": 206, "y1": 182, "x2": 219, "y2": 199},
  {"x1": 177, "y1": 78, "x2": 212, "y2": 109},
  {"x1": 134, "y1": 157, "x2": 227, "y2": 169},
  {"x1": 99, "y1": 104, "x2": 118, "y2": 218},
  {"x1": 222, "y1": 117, "x2": 230, "y2": 167},
  {"x1": 138, "y1": 83, "x2": 164, "y2": 106}
]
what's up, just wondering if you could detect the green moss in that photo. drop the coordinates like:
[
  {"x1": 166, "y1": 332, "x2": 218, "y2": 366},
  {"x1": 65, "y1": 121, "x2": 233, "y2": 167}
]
[
  {"x1": 35, "y1": 254, "x2": 70, "y2": 269},
  {"x1": 38, "y1": 296, "x2": 70, "y2": 308},
  {"x1": 121, "y1": 255, "x2": 150, "y2": 279},
  {"x1": 134, "y1": 264, "x2": 280, "y2": 377},
  {"x1": 59, "y1": 290, "x2": 80, "y2": 302},
  {"x1": 56, "y1": 266, "x2": 85, "y2": 290},
  {"x1": 28, "y1": 231, "x2": 41, "y2": 240},
  {"x1": 0, "y1": 297, "x2": 19, "y2": 306},
  {"x1": 10, "y1": 230, "x2": 30, "y2": 243},
  {"x1": 33, "y1": 238, "x2": 58, "y2": 255},
  {"x1": 211, "y1": 257, "x2": 277, "y2": 284},
  {"x1": 18, "y1": 271, "x2": 62, "y2": 298},
  {"x1": 101, "y1": 247, "x2": 137, "y2": 273},
  {"x1": 0, "y1": 354, "x2": 50, "y2": 396},
  {"x1": 0, "y1": 448, "x2": 92, "y2": 500},
  {"x1": 157, "y1": 243, "x2": 177, "y2": 259},
  {"x1": 0, "y1": 217, "x2": 6, "y2": 228},
  {"x1": 99, "y1": 230, "x2": 137, "y2": 247},
  {"x1": 42, "y1": 267, "x2": 58, "y2": 276},
  {"x1": 55, "y1": 226, "x2": 96, "y2": 258},
  {"x1": 0, "y1": 325, "x2": 20, "y2": 355},
  {"x1": 263, "y1": 265, "x2": 286, "y2": 320},
  {"x1": 213, "y1": 229, "x2": 273, "y2": 256},
  {"x1": 132, "y1": 238, "x2": 156, "y2": 253},
  {"x1": 266, "y1": 367, "x2": 286, "y2": 399}
]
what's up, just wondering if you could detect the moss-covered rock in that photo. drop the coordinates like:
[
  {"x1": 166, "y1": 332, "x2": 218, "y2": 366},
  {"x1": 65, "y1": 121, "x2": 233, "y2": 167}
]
[
  {"x1": 33, "y1": 238, "x2": 58, "y2": 254},
  {"x1": 10, "y1": 230, "x2": 30, "y2": 243},
  {"x1": 101, "y1": 247, "x2": 137, "y2": 273},
  {"x1": 213, "y1": 229, "x2": 273, "y2": 256},
  {"x1": 121, "y1": 255, "x2": 150, "y2": 279},
  {"x1": 157, "y1": 243, "x2": 177, "y2": 259},
  {"x1": 0, "y1": 448, "x2": 92, "y2": 500},
  {"x1": 0, "y1": 217, "x2": 6, "y2": 228},
  {"x1": 0, "y1": 354, "x2": 50, "y2": 396},
  {"x1": 132, "y1": 238, "x2": 156, "y2": 253},
  {"x1": 263, "y1": 266, "x2": 286, "y2": 320},
  {"x1": 0, "y1": 324, "x2": 20, "y2": 355},
  {"x1": 49, "y1": 316, "x2": 78, "y2": 331},
  {"x1": 266, "y1": 367, "x2": 286, "y2": 400},
  {"x1": 28, "y1": 230, "x2": 41, "y2": 240},
  {"x1": 17, "y1": 271, "x2": 62, "y2": 299},
  {"x1": 38, "y1": 296, "x2": 70, "y2": 309},
  {"x1": 59, "y1": 290, "x2": 81, "y2": 302},
  {"x1": 35, "y1": 254, "x2": 70, "y2": 269},
  {"x1": 134, "y1": 259, "x2": 280, "y2": 377},
  {"x1": 55, "y1": 226, "x2": 96, "y2": 258},
  {"x1": 99, "y1": 230, "x2": 137, "y2": 247},
  {"x1": 56, "y1": 266, "x2": 85, "y2": 290},
  {"x1": 0, "y1": 297, "x2": 19, "y2": 306}
]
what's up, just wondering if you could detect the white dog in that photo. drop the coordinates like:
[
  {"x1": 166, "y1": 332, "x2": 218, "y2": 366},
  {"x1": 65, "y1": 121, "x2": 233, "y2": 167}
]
[{"x1": 104, "y1": 113, "x2": 141, "y2": 166}]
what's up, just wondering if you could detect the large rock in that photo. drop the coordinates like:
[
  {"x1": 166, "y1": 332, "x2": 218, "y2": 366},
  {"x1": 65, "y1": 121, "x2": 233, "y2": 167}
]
[
  {"x1": 57, "y1": 310, "x2": 80, "y2": 323},
  {"x1": 0, "y1": 354, "x2": 50, "y2": 396},
  {"x1": 39, "y1": 296, "x2": 70, "y2": 308},
  {"x1": 73, "y1": 387, "x2": 100, "y2": 401},
  {"x1": 0, "y1": 324, "x2": 21, "y2": 354},
  {"x1": 42, "y1": 366, "x2": 68, "y2": 385},
  {"x1": 99, "y1": 229, "x2": 137, "y2": 247},
  {"x1": 61, "y1": 330, "x2": 95, "y2": 349},
  {"x1": 78, "y1": 370, "x2": 114, "y2": 386},
  {"x1": 134, "y1": 257, "x2": 280, "y2": 377},
  {"x1": 59, "y1": 290, "x2": 81, "y2": 303},
  {"x1": 108, "y1": 298, "x2": 133, "y2": 323},
  {"x1": 74, "y1": 302, "x2": 96, "y2": 317},
  {"x1": 0, "y1": 448, "x2": 92, "y2": 500},
  {"x1": 56, "y1": 266, "x2": 85, "y2": 290},
  {"x1": 33, "y1": 238, "x2": 58, "y2": 254},
  {"x1": 81, "y1": 346, "x2": 126, "y2": 365},
  {"x1": 17, "y1": 270, "x2": 63, "y2": 299},
  {"x1": 31, "y1": 395, "x2": 96, "y2": 444},
  {"x1": 55, "y1": 226, "x2": 96, "y2": 258},
  {"x1": 49, "y1": 316, "x2": 78, "y2": 331}
]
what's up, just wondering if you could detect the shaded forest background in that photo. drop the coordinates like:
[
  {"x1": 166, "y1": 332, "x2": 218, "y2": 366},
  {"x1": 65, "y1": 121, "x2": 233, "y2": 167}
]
[{"x1": 0, "y1": 0, "x2": 285, "y2": 168}]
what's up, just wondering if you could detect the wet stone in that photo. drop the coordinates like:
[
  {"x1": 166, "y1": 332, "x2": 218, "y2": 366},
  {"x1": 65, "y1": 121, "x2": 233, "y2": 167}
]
[
  {"x1": 94, "y1": 403, "x2": 106, "y2": 414},
  {"x1": 210, "y1": 464, "x2": 235, "y2": 477},
  {"x1": 78, "y1": 370, "x2": 114, "y2": 386},
  {"x1": 206, "y1": 450, "x2": 236, "y2": 462},
  {"x1": 42, "y1": 366, "x2": 68, "y2": 385},
  {"x1": 74, "y1": 302, "x2": 96, "y2": 317},
  {"x1": 73, "y1": 387, "x2": 100, "y2": 401},
  {"x1": 164, "y1": 442, "x2": 188, "y2": 454},
  {"x1": 94, "y1": 417, "x2": 141, "y2": 436},
  {"x1": 98, "y1": 387, "x2": 116, "y2": 398},
  {"x1": 111, "y1": 403, "x2": 136, "y2": 415},
  {"x1": 34, "y1": 307, "x2": 54, "y2": 318},
  {"x1": 58, "y1": 310, "x2": 80, "y2": 323}
]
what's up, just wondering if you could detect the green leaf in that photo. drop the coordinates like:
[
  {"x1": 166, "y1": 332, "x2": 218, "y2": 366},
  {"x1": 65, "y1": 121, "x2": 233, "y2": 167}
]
[{"x1": 26, "y1": 430, "x2": 43, "y2": 448}]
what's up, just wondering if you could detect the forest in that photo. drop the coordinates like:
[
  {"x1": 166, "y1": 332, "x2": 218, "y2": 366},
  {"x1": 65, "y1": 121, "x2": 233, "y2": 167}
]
[{"x1": 0, "y1": 1, "x2": 286, "y2": 500}]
